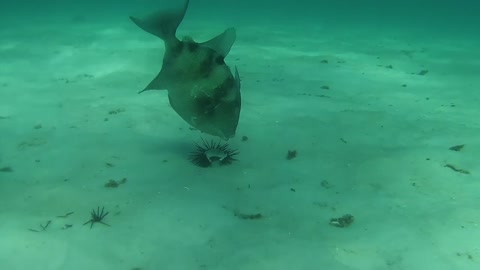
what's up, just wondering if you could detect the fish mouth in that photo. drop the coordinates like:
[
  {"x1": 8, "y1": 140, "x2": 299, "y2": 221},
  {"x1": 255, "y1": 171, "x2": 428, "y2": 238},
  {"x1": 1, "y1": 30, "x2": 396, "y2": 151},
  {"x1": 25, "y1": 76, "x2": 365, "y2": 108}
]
[{"x1": 208, "y1": 127, "x2": 234, "y2": 141}]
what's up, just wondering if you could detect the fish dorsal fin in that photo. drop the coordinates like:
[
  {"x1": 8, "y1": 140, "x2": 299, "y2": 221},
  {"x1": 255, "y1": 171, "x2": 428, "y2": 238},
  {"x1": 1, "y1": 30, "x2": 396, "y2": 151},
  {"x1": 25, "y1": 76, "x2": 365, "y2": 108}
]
[{"x1": 200, "y1": 27, "x2": 236, "y2": 57}]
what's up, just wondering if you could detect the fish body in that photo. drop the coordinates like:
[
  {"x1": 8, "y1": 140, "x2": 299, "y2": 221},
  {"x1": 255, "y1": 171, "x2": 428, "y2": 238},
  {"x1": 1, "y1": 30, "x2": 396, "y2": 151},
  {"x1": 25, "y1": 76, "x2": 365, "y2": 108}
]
[{"x1": 130, "y1": 0, "x2": 241, "y2": 140}]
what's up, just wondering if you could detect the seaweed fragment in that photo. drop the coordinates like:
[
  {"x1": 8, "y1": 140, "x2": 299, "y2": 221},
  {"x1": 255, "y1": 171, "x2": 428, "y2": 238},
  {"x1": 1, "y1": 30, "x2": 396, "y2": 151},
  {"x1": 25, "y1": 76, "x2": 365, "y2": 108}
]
[
  {"x1": 444, "y1": 164, "x2": 470, "y2": 174},
  {"x1": 0, "y1": 166, "x2": 13, "y2": 172},
  {"x1": 104, "y1": 178, "x2": 127, "y2": 188},
  {"x1": 234, "y1": 210, "x2": 263, "y2": 220},
  {"x1": 29, "y1": 220, "x2": 51, "y2": 232},
  {"x1": 57, "y1": 212, "x2": 74, "y2": 218},
  {"x1": 449, "y1": 144, "x2": 465, "y2": 152},
  {"x1": 418, "y1": 69, "x2": 429, "y2": 75},
  {"x1": 329, "y1": 214, "x2": 354, "y2": 228},
  {"x1": 286, "y1": 150, "x2": 297, "y2": 160},
  {"x1": 61, "y1": 224, "x2": 73, "y2": 230}
]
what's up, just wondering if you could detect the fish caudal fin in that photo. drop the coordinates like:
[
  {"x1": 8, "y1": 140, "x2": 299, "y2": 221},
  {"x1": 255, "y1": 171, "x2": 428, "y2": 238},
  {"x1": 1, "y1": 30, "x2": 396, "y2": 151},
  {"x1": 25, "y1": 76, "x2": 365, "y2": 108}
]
[{"x1": 129, "y1": 0, "x2": 189, "y2": 42}]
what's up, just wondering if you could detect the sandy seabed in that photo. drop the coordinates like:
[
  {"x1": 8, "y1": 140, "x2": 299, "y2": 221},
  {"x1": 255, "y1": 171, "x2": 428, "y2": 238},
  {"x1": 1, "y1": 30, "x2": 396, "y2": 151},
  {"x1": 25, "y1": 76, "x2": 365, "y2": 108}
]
[{"x1": 0, "y1": 13, "x2": 479, "y2": 270}]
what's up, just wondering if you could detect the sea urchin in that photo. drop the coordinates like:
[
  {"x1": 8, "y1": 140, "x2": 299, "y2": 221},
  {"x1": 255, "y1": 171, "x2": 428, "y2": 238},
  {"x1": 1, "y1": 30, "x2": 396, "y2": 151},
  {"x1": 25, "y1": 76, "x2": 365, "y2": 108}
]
[{"x1": 188, "y1": 139, "x2": 239, "y2": 167}]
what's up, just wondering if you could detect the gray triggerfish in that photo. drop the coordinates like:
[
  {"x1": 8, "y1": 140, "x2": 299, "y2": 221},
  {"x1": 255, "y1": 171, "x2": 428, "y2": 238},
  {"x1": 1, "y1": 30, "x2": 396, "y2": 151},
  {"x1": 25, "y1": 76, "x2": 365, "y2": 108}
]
[{"x1": 130, "y1": 0, "x2": 241, "y2": 140}]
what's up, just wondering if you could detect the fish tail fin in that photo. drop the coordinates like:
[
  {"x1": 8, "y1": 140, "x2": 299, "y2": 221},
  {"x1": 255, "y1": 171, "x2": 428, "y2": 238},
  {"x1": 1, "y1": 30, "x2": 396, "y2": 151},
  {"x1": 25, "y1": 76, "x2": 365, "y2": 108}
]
[{"x1": 129, "y1": 0, "x2": 189, "y2": 42}]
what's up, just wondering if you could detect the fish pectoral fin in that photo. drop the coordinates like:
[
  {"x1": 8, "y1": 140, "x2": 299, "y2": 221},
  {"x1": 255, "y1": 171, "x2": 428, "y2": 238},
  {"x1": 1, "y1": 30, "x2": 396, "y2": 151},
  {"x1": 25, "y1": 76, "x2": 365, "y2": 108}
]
[
  {"x1": 234, "y1": 66, "x2": 241, "y2": 91},
  {"x1": 200, "y1": 27, "x2": 236, "y2": 57},
  {"x1": 220, "y1": 66, "x2": 241, "y2": 101}
]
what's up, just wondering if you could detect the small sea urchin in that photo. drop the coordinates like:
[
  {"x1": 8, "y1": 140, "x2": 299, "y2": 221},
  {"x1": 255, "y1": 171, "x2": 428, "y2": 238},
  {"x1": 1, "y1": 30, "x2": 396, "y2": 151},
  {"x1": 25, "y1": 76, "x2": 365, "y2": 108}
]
[{"x1": 188, "y1": 139, "x2": 239, "y2": 167}]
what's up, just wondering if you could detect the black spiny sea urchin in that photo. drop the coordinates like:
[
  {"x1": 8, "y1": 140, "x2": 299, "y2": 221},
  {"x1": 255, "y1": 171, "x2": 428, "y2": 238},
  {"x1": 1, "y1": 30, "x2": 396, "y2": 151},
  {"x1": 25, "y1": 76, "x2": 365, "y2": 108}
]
[{"x1": 188, "y1": 139, "x2": 239, "y2": 167}]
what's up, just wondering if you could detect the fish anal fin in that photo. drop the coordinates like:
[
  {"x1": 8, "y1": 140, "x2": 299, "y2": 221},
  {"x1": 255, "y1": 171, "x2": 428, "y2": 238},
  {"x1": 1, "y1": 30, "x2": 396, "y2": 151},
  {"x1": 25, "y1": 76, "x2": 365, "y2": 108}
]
[
  {"x1": 138, "y1": 70, "x2": 169, "y2": 93},
  {"x1": 200, "y1": 27, "x2": 236, "y2": 57}
]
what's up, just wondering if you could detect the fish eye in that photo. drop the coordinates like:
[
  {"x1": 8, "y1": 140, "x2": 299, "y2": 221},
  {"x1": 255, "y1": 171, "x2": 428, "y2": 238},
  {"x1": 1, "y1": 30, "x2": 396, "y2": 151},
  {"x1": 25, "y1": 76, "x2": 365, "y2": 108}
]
[
  {"x1": 187, "y1": 42, "x2": 199, "y2": 52},
  {"x1": 170, "y1": 42, "x2": 184, "y2": 56},
  {"x1": 215, "y1": 56, "x2": 224, "y2": 65}
]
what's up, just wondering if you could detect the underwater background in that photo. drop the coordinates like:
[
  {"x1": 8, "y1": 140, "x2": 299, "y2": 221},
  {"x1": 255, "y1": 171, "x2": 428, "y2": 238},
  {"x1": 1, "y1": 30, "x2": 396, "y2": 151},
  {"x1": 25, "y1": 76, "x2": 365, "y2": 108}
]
[{"x1": 0, "y1": 0, "x2": 479, "y2": 269}]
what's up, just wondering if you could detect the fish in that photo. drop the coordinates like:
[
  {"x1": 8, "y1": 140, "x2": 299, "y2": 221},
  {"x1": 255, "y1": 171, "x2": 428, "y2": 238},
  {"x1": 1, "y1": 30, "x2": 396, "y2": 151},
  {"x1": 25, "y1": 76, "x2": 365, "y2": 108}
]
[{"x1": 130, "y1": 0, "x2": 241, "y2": 140}]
